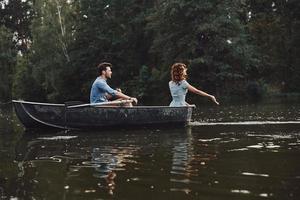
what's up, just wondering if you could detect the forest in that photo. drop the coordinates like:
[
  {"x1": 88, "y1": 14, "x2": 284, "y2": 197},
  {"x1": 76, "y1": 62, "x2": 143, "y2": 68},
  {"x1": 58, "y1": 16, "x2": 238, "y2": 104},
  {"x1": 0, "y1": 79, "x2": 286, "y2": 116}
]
[{"x1": 1, "y1": 0, "x2": 299, "y2": 105}]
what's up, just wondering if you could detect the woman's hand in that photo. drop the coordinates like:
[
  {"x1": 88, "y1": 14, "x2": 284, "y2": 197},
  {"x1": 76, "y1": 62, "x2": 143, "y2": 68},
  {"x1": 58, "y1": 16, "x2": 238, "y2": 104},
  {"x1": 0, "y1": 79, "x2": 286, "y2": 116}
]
[{"x1": 210, "y1": 95, "x2": 219, "y2": 105}]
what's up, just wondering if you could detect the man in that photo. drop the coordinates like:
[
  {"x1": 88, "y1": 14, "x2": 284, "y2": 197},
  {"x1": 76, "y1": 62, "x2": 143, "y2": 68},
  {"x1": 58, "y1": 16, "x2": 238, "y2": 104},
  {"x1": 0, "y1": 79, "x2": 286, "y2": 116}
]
[{"x1": 90, "y1": 62, "x2": 138, "y2": 106}]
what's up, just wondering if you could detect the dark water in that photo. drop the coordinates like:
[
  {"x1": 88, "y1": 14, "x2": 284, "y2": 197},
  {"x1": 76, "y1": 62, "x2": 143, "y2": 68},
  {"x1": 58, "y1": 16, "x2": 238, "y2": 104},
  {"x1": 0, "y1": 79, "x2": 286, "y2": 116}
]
[{"x1": 1, "y1": 103, "x2": 300, "y2": 200}]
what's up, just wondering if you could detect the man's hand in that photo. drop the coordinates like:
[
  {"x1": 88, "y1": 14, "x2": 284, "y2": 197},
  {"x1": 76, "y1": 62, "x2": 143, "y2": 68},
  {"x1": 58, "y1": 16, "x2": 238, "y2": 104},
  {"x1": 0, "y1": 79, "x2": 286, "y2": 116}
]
[
  {"x1": 116, "y1": 88, "x2": 122, "y2": 93},
  {"x1": 130, "y1": 97, "x2": 138, "y2": 105}
]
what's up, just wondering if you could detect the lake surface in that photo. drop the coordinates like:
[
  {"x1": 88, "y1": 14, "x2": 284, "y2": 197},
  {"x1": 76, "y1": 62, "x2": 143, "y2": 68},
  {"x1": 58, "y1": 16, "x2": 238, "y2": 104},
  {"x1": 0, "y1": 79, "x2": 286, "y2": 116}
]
[{"x1": 1, "y1": 102, "x2": 300, "y2": 200}]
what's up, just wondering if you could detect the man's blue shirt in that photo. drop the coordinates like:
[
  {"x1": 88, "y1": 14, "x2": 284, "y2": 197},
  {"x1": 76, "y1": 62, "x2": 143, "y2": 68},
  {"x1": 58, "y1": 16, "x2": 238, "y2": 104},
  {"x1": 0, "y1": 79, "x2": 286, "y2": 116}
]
[{"x1": 90, "y1": 77, "x2": 117, "y2": 103}]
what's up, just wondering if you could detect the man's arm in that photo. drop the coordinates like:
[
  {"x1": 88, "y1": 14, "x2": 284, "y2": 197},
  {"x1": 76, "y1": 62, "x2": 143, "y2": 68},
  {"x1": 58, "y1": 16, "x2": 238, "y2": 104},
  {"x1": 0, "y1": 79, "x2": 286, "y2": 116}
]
[
  {"x1": 115, "y1": 91, "x2": 138, "y2": 104},
  {"x1": 100, "y1": 82, "x2": 138, "y2": 104}
]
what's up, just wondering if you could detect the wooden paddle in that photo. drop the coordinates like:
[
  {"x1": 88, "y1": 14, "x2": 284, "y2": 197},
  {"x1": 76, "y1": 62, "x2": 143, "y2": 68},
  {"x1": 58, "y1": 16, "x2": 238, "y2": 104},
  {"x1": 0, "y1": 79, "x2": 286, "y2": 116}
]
[
  {"x1": 64, "y1": 101, "x2": 84, "y2": 107},
  {"x1": 67, "y1": 99, "x2": 134, "y2": 108}
]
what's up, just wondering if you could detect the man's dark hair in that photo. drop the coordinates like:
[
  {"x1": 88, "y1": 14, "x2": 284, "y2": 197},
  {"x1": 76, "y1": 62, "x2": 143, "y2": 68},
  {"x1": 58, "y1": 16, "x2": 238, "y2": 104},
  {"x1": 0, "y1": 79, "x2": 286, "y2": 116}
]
[{"x1": 97, "y1": 62, "x2": 112, "y2": 75}]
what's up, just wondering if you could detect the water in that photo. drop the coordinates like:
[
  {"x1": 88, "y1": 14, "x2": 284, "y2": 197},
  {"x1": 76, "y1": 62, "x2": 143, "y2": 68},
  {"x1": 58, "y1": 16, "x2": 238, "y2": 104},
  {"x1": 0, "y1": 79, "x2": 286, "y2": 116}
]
[{"x1": 1, "y1": 102, "x2": 300, "y2": 199}]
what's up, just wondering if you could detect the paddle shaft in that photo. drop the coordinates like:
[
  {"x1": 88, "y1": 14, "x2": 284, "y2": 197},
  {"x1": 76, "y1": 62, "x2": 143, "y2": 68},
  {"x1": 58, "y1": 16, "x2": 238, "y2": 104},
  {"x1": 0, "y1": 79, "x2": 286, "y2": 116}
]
[{"x1": 67, "y1": 99, "x2": 134, "y2": 108}]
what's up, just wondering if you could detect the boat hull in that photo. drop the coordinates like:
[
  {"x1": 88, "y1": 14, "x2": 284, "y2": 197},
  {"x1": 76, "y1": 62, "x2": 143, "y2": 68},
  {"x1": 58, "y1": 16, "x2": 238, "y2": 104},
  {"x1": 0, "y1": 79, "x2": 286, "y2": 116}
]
[{"x1": 12, "y1": 100, "x2": 194, "y2": 130}]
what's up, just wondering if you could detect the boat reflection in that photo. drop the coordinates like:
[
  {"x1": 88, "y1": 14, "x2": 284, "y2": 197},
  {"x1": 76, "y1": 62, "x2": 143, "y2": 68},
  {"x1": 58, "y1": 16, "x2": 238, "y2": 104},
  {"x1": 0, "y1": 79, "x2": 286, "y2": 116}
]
[
  {"x1": 10, "y1": 127, "x2": 219, "y2": 199},
  {"x1": 13, "y1": 129, "x2": 156, "y2": 198}
]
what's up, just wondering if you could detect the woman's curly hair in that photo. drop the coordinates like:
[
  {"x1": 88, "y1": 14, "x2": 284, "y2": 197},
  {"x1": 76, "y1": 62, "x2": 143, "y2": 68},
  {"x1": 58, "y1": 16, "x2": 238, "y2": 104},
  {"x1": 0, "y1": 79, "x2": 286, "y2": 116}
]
[{"x1": 171, "y1": 63, "x2": 187, "y2": 84}]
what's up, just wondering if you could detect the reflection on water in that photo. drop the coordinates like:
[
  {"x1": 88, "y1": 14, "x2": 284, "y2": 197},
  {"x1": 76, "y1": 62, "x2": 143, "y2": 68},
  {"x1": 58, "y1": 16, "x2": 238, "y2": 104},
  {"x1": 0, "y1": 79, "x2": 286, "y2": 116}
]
[
  {"x1": 0, "y1": 128, "x2": 298, "y2": 200},
  {"x1": 1, "y1": 103, "x2": 300, "y2": 199}
]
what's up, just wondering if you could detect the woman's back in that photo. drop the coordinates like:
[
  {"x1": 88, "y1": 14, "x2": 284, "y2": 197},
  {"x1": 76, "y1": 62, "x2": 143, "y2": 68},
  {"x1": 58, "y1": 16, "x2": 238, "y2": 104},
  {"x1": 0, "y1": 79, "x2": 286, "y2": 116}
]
[
  {"x1": 168, "y1": 62, "x2": 219, "y2": 106},
  {"x1": 169, "y1": 80, "x2": 188, "y2": 106}
]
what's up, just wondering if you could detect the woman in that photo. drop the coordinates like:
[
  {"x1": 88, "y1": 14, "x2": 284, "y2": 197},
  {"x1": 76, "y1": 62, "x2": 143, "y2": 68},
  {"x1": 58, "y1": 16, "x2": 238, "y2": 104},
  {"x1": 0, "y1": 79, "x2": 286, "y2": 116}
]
[{"x1": 169, "y1": 63, "x2": 219, "y2": 107}]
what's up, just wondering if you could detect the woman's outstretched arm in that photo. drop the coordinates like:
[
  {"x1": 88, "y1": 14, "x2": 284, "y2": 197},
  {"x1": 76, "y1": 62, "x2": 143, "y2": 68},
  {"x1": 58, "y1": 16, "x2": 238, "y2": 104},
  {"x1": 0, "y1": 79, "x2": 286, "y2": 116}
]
[{"x1": 187, "y1": 83, "x2": 219, "y2": 105}]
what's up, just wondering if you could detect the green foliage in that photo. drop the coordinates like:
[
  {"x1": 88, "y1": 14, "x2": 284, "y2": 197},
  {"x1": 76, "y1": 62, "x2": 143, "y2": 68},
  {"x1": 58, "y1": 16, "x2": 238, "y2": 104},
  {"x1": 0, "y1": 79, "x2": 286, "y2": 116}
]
[
  {"x1": 247, "y1": 0, "x2": 300, "y2": 92},
  {"x1": 125, "y1": 65, "x2": 169, "y2": 105},
  {"x1": 1, "y1": 0, "x2": 299, "y2": 103},
  {"x1": 148, "y1": 0, "x2": 258, "y2": 97},
  {"x1": 20, "y1": 0, "x2": 76, "y2": 102},
  {"x1": 0, "y1": 26, "x2": 16, "y2": 101},
  {"x1": 0, "y1": 0, "x2": 34, "y2": 52},
  {"x1": 68, "y1": 0, "x2": 154, "y2": 102},
  {"x1": 13, "y1": 54, "x2": 46, "y2": 101}
]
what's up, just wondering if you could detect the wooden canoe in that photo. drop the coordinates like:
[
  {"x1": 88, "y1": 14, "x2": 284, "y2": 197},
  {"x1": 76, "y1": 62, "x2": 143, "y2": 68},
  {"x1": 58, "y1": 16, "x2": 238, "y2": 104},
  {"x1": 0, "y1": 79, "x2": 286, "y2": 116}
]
[{"x1": 12, "y1": 100, "x2": 194, "y2": 130}]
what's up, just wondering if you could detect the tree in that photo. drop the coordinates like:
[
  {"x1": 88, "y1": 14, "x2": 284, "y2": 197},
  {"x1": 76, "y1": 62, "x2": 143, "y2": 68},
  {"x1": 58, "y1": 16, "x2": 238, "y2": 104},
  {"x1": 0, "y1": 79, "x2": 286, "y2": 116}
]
[
  {"x1": 13, "y1": 54, "x2": 46, "y2": 101},
  {"x1": 147, "y1": 0, "x2": 258, "y2": 98},
  {"x1": 0, "y1": 26, "x2": 16, "y2": 101},
  {"x1": 0, "y1": 0, "x2": 34, "y2": 52},
  {"x1": 247, "y1": 0, "x2": 300, "y2": 92},
  {"x1": 68, "y1": 0, "x2": 155, "y2": 102},
  {"x1": 13, "y1": 0, "x2": 76, "y2": 102}
]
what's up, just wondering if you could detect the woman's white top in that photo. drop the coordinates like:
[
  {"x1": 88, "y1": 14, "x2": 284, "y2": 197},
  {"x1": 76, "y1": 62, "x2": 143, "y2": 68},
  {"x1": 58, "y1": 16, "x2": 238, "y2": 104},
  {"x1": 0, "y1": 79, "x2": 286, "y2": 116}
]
[{"x1": 169, "y1": 80, "x2": 189, "y2": 107}]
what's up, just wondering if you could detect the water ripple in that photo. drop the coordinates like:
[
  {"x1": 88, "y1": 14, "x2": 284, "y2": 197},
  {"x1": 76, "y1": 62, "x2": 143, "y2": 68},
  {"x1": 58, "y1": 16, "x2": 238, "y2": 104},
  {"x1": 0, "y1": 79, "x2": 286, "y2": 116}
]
[
  {"x1": 190, "y1": 120, "x2": 300, "y2": 126},
  {"x1": 241, "y1": 172, "x2": 269, "y2": 177},
  {"x1": 37, "y1": 135, "x2": 78, "y2": 140}
]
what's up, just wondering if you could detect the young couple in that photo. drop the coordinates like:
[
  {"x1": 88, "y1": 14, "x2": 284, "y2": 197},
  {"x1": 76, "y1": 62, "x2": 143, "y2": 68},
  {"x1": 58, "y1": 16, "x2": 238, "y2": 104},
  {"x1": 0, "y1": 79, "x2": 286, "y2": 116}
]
[{"x1": 90, "y1": 62, "x2": 219, "y2": 106}]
